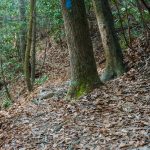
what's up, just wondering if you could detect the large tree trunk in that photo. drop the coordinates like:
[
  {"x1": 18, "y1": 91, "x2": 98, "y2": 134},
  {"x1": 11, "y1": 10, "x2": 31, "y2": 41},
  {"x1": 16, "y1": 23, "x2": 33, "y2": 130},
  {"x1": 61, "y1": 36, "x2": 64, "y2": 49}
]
[
  {"x1": 92, "y1": 0, "x2": 125, "y2": 82},
  {"x1": 18, "y1": 0, "x2": 26, "y2": 62},
  {"x1": 61, "y1": 0, "x2": 102, "y2": 98}
]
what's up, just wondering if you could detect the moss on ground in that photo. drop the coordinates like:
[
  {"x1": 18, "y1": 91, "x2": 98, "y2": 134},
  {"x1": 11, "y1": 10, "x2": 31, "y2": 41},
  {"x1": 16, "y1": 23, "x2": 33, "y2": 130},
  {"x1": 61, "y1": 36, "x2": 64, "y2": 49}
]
[{"x1": 66, "y1": 77, "x2": 102, "y2": 99}]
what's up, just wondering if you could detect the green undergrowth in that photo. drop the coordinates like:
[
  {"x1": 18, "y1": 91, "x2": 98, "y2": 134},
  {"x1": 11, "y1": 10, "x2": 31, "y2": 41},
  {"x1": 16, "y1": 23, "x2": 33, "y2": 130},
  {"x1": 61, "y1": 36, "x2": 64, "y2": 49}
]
[
  {"x1": 2, "y1": 98, "x2": 12, "y2": 109},
  {"x1": 35, "y1": 75, "x2": 48, "y2": 85}
]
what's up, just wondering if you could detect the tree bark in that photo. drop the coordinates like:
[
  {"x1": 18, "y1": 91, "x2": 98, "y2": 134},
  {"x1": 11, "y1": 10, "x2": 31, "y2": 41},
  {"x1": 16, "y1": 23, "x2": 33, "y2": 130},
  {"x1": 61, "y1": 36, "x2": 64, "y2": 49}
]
[
  {"x1": 92, "y1": 0, "x2": 125, "y2": 82},
  {"x1": 61, "y1": 0, "x2": 102, "y2": 98}
]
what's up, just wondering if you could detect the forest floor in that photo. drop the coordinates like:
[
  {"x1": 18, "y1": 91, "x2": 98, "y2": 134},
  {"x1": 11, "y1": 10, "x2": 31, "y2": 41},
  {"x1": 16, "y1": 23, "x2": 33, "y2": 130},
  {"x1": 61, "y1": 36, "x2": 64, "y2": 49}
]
[{"x1": 0, "y1": 36, "x2": 150, "y2": 149}]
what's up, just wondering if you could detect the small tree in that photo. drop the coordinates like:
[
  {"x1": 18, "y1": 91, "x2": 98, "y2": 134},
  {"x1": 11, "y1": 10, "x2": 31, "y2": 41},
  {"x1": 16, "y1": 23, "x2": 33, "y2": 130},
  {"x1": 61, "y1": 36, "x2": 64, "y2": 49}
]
[
  {"x1": 31, "y1": 0, "x2": 36, "y2": 84},
  {"x1": 24, "y1": 0, "x2": 36, "y2": 91},
  {"x1": 0, "y1": 58, "x2": 12, "y2": 101}
]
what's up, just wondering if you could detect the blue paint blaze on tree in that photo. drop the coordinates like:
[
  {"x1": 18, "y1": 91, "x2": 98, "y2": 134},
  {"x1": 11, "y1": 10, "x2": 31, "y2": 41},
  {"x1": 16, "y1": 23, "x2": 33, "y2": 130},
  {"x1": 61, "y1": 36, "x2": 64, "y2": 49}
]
[{"x1": 66, "y1": 0, "x2": 72, "y2": 9}]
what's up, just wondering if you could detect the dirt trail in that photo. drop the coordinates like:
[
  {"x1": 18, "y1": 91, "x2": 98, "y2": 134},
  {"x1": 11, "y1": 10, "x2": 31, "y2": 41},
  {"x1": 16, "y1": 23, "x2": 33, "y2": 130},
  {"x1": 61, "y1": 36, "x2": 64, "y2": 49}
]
[
  {"x1": 0, "y1": 36, "x2": 150, "y2": 150},
  {"x1": 0, "y1": 62, "x2": 150, "y2": 149}
]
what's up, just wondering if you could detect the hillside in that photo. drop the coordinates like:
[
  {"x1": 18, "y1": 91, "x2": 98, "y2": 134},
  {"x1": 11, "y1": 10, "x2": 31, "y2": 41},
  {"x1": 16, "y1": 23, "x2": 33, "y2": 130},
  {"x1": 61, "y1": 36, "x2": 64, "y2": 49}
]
[{"x1": 0, "y1": 34, "x2": 150, "y2": 149}]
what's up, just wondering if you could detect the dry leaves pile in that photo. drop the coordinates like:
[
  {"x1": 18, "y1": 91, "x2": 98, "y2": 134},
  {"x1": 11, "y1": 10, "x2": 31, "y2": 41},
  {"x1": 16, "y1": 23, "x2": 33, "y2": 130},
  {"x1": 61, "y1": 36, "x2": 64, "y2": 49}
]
[{"x1": 0, "y1": 36, "x2": 150, "y2": 150}]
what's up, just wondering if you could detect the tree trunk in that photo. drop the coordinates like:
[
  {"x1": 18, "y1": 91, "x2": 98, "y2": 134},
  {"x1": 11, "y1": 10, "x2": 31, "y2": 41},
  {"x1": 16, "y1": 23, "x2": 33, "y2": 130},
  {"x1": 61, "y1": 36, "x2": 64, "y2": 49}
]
[
  {"x1": 18, "y1": 0, "x2": 26, "y2": 62},
  {"x1": 61, "y1": 0, "x2": 102, "y2": 98},
  {"x1": 24, "y1": 0, "x2": 36, "y2": 91},
  {"x1": 92, "y1": 0, "x2": 125, "y2": 82},
  {"x1": 31, "y1": 1, "x2": 36, "y2": 84}
]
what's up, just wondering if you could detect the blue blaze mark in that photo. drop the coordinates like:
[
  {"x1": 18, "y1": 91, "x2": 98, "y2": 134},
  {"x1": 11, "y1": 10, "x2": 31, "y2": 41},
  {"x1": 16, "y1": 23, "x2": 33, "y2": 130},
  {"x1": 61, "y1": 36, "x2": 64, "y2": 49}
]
[{"x1": 66, "y1": 0, "x2": 72, "y2": 9}]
